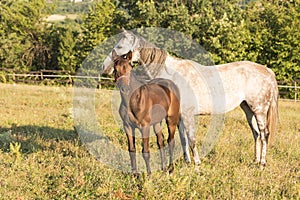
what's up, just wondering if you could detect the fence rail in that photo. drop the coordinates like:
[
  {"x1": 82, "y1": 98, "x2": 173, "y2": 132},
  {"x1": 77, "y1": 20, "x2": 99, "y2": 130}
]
[{"x1": 0, "y1": 70, "x2": 299, "y2": 101}]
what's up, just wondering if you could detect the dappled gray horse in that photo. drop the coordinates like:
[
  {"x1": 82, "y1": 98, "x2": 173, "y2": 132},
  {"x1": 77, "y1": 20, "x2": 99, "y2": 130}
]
[{"x1": 103, "y1": 29, "x2": 278, "y2": 167}]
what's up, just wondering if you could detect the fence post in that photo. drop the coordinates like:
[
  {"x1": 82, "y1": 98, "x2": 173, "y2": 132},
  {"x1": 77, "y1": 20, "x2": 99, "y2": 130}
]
[
  {"x1": 40, "y1": 71, "x2": 44, "y2": 80},
  {"x1": 68, "y1": 74, "x2": 72, "y2": 86},
  {"x1": 295, "y1": 80, "x2": 297, "y2": 102},
  {"x1": 98, "y1": 74, "x2": 101, "y2": 89}
]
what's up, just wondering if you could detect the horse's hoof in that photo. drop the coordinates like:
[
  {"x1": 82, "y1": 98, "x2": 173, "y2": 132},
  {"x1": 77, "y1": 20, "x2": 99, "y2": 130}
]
[
  {"x1": 194, "y1": 165, "x2": 201, "y2": 173},
  {"x1": 184, "y1": 155, "x2": 191, "y2": 164},
  {"x1": 259, "y1": 162, "x2": 266, "y2": 170},
  {"x1": 194, "y1": 159, "x2": 201, "y2": 165},
  {"x1": 185, "y1": 158, "x2": 192, "y2": 165},
  {"x1": 253, "y1": 158, "x2": 260, "y2": 164}
]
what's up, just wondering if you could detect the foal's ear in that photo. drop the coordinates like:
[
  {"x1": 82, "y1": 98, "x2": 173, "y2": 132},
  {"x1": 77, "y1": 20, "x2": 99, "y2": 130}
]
[
  {"x1": 112, "y1": 49, "x2": 118, "y2": 61},
  {"x1": 126, "y1": 51, "x2": 133, "y2": 61}
]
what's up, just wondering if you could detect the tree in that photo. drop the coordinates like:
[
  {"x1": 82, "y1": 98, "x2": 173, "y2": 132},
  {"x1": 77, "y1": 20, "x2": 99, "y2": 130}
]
[
  {"x1": 0, "y1": 0, "x2": 51, "y2": 71},
  {"x1": 191, "y1": 0, "x2": 250, "y2": 64},
  {"x1": 244, "y1": 0, "x2": 300, "y2": 82},
  {"x1": 77, "y1": 0, "x2": 128, "y2": 72}
]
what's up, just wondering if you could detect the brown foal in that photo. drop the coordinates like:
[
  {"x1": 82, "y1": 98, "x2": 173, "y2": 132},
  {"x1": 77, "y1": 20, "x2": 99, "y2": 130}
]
[{"x1": 113, "y1": 50, "x2": 181, "y2": 175}]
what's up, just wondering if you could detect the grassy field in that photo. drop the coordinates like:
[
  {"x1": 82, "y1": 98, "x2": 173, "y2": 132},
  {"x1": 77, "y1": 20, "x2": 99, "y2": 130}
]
[{"x1": 0, "y1": 83, "x2": 299, "y2": 199}]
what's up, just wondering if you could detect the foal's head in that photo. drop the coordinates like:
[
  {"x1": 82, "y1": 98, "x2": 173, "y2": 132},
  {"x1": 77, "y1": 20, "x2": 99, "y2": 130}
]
[{"x1": 112, "y1": 50, "x2": 133, "y2": 85}]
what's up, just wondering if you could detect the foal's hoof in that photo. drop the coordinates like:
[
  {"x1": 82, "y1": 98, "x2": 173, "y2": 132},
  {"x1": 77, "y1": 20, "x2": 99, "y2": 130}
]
[
  {"x1": 132, "y1": 172, "x2": 140, "y2": 179},
  {"x1": 168, "y1": 164, "x2": 174, "y2": 174}
]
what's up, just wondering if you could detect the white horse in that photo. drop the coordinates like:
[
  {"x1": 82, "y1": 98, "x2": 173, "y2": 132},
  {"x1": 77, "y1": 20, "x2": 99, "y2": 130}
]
[{"x1": 102, "y1": 29, "x2": 278, "y2": 167}]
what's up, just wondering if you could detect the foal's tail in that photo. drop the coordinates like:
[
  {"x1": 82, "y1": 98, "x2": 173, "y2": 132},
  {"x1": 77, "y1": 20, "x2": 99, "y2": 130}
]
[{"x1": 267, "y1": 84, "x2": 279, "y2": 146}]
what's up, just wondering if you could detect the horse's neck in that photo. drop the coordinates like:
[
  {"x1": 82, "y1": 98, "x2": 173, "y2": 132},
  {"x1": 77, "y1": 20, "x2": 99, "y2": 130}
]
[
  {"x1": 129, "y1": 74, "x2": 143, "y2": 91},
  {"x1": 119, "y1": 74, "x2": 143, "y2": 104},
  {"x1": 136, "y1": 47, "x2": 168, "y2": 79},
  {"x1": 138, "y1": 48, "x2": 167, "y2": 64}
]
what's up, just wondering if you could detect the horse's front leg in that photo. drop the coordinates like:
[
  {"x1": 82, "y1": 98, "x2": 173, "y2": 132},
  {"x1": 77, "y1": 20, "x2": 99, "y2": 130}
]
[
  {"x1": 141, "y1": 126, "x2": 151, "y2": 175},
  {"x1": 153, "y1": 123, "x2": 166, "y2": 172},
  {"x1": 124, "y1": 124, "x2": 137, "y2": 175},
  {"x1": 182, "y1": 113, "x2": 200, "y2": 165},
  {"x1": 177, "y1": 117, "x2": 191, "y2": 163}
]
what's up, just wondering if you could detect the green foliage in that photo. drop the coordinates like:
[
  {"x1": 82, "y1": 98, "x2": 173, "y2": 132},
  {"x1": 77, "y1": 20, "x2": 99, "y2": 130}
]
[
  {"x1": 57, "y1": 25, "x2": 78, "y2": 73},
  {"x1": 0, "y1": 0, "x2": 299, "y2": 83},
  {"x1": 53, "y1": 0, "x2": 92, "y2": 14},
  {"x1": 244, "y1": 0, "x2": 300, "y2": 82},
  {"x1": 0, "y1": 0, "x2": 51, "y2": 71},
  {"x1": 192, "y1": 1, "x2": 252, "y2": 63},
  {"x1": 77, "y1": 0, "x2": 128, "y2": 73}
]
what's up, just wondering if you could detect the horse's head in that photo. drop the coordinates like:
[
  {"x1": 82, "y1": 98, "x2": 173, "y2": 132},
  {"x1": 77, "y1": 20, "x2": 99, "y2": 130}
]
[
  {"x1": 113, "y1": 50, "x2": 133, "y2": 85},
  {"x1": 102, "y1": 28, "x2": 139, "y2": 75}
]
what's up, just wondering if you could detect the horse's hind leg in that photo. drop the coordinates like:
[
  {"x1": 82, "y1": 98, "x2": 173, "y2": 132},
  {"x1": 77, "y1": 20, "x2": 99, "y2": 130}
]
[
  {"x1": 141, "y1": 126, "x2": 151, "y2": 175},
  {"x1": 182, "y1": 113, "x2": 200, "y2": 165},
  {"x1": 240, "y1": 101, "x2": 261, "y2": 163},
  {"x1": 153, "y1": 123, "x2": 166, "y2": 172},
  {"x1": 254, "y1": 112, "x2": 270, "y2": 166},
  {"x1": 177, "y1": 118, "x2": 191, "y2": 163}
]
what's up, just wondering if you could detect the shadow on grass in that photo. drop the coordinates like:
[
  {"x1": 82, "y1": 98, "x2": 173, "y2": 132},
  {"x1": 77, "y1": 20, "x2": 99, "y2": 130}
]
[{"x1": 0, "y1": 125, "x2": 79, "y2": 154}]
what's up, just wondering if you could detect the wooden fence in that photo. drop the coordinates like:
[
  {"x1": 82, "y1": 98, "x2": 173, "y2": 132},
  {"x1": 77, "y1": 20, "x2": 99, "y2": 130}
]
[
  {"x1": 277, "y1": 80, "x2": 300, "y2": 102},
  {"x1": 0, "y1": 69, "x2": 115, "y2": 88},
  {"x1": 0, "y1": 69, "x2": 299, "y2": 101}
]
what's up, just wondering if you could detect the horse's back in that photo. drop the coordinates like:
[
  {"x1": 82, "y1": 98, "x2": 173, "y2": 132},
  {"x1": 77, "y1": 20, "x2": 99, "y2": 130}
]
[
  {"x1": 128, "y1": 78, "x2": 180, "y2": 127},
  {"x1": 148, "y1": 78, "x2": 180, "y2": 99},
  {"x1": 216, "y1": 61, "x2": 278, "y2": 109},
  {"x1": 179, "y1": 60, "x2": 277, "y2": 114},
  {"x1": 218, "y1": 61, "x2": 275, "y2": 77}
]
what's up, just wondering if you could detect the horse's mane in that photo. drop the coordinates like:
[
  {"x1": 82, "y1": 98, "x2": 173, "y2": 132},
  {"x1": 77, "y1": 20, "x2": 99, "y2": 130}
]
[{"x1": 137, "y1": 47, "x2": 168, "y2": 78}]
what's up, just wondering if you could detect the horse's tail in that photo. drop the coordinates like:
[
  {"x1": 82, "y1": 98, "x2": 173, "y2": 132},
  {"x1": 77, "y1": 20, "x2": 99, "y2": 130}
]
[{"x1": 267, "y1": 83, "x2": 279, "y2": 146}]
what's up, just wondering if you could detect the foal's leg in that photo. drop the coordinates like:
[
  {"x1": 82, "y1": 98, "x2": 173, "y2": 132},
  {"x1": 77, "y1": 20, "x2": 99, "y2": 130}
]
[
  {"x1": 141, "y1": 126, "x2": 151, "y2": 175},
  {"x1": 153, "y1": 123, "x2": 166, "y2": 171},
  {"x1": 124, "y1": 124, "x2": 137, "y2": 175},
  {"x1": 166, "y1": 119, "x2": 177, "y2": 173},
  {"x1": 240, "y1": 101, "x2": 261, "y2": 163}
]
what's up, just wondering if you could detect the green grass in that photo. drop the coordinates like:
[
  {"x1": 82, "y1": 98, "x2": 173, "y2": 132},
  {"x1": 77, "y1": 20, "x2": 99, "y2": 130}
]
[{"x1": 0, "y1": 83, "x2": 299, "y2": 199}]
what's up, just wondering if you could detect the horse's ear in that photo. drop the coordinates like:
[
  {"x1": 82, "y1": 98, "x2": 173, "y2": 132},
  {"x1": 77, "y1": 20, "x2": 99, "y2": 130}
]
[
  {"x1": 112, "y1": 49, "x2": 118, "y2": 61},
  {"x1": 121, "y1": 27, "x2": 127, "y2": 34},
  {"x1": 126, "y1": 51, "x2": 132, "y2": 61}
]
